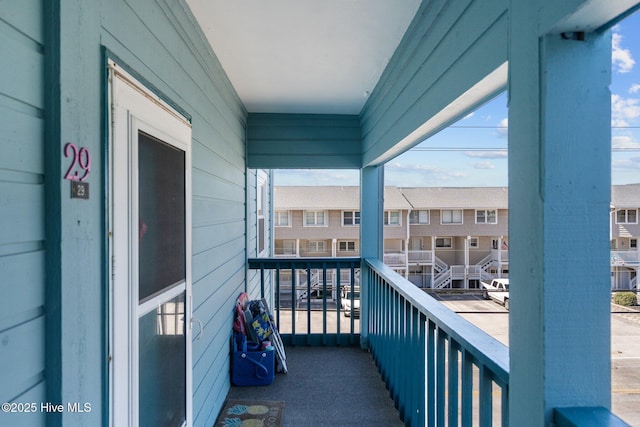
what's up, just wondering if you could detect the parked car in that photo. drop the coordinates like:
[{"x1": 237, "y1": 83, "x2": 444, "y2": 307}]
[
  {"x1": 340, "y1": 287, "x2": 360, "y2": 317},
  {"x1": 481, "y1": 278, "x2": 510, "y2": 310}
]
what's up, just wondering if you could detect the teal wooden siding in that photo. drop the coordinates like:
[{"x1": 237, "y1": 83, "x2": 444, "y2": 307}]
[
  {"x1": 360, "y1": 0, "x2": 508, "y2": 166},
  {"x1": 0, "y1": 2, "x2": 47, "y2": 426},
  {"x1": 247, "y1": 114, "x2": 361, "y2": 169},
  {"x1": 102, "y1": 1, "x2": 249, "y2": 426},
  {"x1": 0, "y1": 0, "x2": 248, "y2": 426}
]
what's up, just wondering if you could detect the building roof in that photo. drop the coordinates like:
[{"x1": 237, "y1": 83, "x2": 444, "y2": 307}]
[
  {"x1": 274, "y1": 186, "x2": 411, "y2": 210},
  {"x1": 275, "y1": 185, "x2": 640, "y2": 211},
  {"x1": 399, "y1": 187, "x2": 508, "y2": 209},
  {"x1": 611, "y1": 184, "x2": 640, "y2": 208}
]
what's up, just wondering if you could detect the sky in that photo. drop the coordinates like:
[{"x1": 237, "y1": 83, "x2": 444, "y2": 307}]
[{"x1": 275, "y1": 11, "x2": 640, "y2": 188}]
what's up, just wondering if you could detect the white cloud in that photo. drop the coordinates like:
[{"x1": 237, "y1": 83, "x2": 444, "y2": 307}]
[
  {"x1": 385, "y1": 162, "x2": 445, "y2": 175},
  {"x1": 613, "y1": 157, "x2": 640, "y2": 170},
  {"x1": 464, "y1": 150, "x2": 508, "y2": 159},
  {"x1": 612, "y1": 134, "x2": 640, "y2": 149},
  {"x1": 274, "y1": 169, "x2": 359, "y2": 186},
  {"x1": 611, "y1": 94, "x2": 640, "y2": 127},
  {"x1": 384, "y1": 162, "x2": 468, "y2": 185},
  {"x1": 612, "y1": 32, "x2": 635, "y2": 73},
  {"x1": 495, "y1": 118, "x2": 508, "y2": 138},
  {"x1": 469, "y1": 161, "x2": 496, "y2": 170},
  {"x1": 630, "y1": 84, "x2": 640, "y2": 94}
]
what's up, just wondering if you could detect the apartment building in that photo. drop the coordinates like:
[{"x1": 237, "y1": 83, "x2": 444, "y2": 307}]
[
  {"x1": 275, "y1": 184, "x2": 640, "y2": 291},
  {"x1": 611, "y1": 183, "x2": 640, "y2": 290}
]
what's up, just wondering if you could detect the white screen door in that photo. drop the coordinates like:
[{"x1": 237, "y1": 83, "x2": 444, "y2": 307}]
[{"x1": 109, "y1": 62, "x2": 192, "y2": 427}]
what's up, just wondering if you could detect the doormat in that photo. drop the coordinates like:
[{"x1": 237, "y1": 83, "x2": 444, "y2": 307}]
[{"x1": 215, "y1": 399, "x2": 285, "y2": 427}]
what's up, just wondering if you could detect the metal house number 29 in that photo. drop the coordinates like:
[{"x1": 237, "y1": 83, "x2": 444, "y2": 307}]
[{"x1": 64, "y1": 143, "x2": 91, "y2": 181}]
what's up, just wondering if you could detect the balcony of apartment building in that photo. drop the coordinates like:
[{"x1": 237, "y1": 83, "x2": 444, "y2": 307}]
[
  {"x1": 610, "y1": 235, "x2": 640, "y2": 290},
  {"x1": 238, "y1": 1, "x2": 632, "y2": 425}
]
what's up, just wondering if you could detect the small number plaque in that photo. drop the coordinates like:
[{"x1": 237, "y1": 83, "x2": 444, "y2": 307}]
[{"x1": 71, "y1": 181, "x2": 90, "y2": 200}]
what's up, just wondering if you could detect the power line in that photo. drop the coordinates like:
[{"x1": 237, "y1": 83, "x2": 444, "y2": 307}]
[
  {"x1": 445, "y1": 125, "x2": 640, "y2": 129},
  {"x1": 410, "y1": 147, "x2": 506, "y2": 151},
  {"x1": 409, "y1": 147, "x2": 640, "y2": 152}
]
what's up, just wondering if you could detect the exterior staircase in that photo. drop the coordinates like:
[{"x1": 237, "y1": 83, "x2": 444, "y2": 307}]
[
  {"x1": 432, "y1": 257, "x2": 452, "y2": 289},
  {"x1": 297, "y1": 269, "x2": 360, "y2": 301}
]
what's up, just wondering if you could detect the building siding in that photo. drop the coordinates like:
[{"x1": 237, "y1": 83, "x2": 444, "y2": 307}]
[
  {"x1": 101, "y1": 2, "x2": 249, "y2": 425},
  {"x1": 0, "y1": 1, "x2": 46, "y2": 422},
  {"x1": 1, "y1": 0, "x2": 253, "y2": 426},
  {"x1": 247, "y1": 113, "x2": 361, "y2": 169},
  {"x1": 360, "y1": 0, "x2": 508, "y2": 165}
]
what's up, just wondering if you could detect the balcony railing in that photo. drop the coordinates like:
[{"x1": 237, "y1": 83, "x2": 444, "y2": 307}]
[
  {"x1": 247, "y1": 256, "x2": 627, "y2": 426},
  {"x1": 491, "y1": 249, "x2": 509, "y2": 262},
  {"x1": 611, "y1": 250, "x2": 640, "y2": 265},
  {"x1": 248, "y1": 257, "x2": 361, "y2": 346},
  {"x1": 364, "y1": 258, "x2": 509, "y2": 426},
  {"x1": 249, "y1": 256, "x2": 510, "y2": 426},
  {"x1": 384, "y1": 251, "x2": 406, "y2": 266},
  {"x1": 408, "y1": 250, "x2": 434, "y2": 263}
]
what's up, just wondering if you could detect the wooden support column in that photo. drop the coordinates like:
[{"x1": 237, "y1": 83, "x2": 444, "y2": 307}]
[
  {"x1": 508, "y1": 8, "x2": 612, "y2": 424},
  {"x1": 360, "y1": 166, "x2": 384, "y2": 347}
]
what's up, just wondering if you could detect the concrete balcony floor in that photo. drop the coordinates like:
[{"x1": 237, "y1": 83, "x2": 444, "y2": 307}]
[{"x1": 226, "y1": 346, "x2": 403, "y2": 426}]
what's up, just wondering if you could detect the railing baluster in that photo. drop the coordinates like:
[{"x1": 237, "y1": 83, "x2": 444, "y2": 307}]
[
  {"x1": 322, "y1": 262, "x2": 327, "y2": 344},
  {"x1": 500, "y1": 379, "x2": 509, "y2": 426},
  {"x1": 427, "y1": 318, "x2": 436, "y2": 427},
  {"x1": 436, "y1": 329, "x2": 446, "y2": 427},
  {"x1": 350, "y1": 262, "x2": 355, "y2": 344},
  {"x1": 259, "y1": 264, "x2": 265, "y2": 298},
  {"x1": 275, "y1": 264, "x2": 281, "y2": 328},
  {"x1": 291, "y1": 266, "x2": 296, "y2": 340},
  {"x1": 398, "y1": 297, "x2": 407, "y2": 419},
  {"x1": 417, "y1": 311, "x2": 427, "y2": 427},
  {"x1": 448, "y1": 340, "x2": 460, "y2": 427},
  {"x1": 461, "y1": 350, "x2": 473, "y2": 426},
  {"x1": 391, "y1": 289, "x2": 399, "y2": 407},
  {"x1": 306, "y1": 263, "x2": 311, "y2": 344},
  {"x1": 479, "y1": 364, "x2": 493, "y2": 427}
]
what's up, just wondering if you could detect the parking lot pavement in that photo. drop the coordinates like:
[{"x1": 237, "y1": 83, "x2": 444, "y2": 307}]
[{"x1": 432, "y1": 293, "x2": 640, "y2": 427}]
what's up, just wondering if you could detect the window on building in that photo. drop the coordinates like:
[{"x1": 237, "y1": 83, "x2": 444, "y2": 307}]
[
  {"x1": 492, "y1": 239, "x2": 499, "y2": 250},
  {"x1": 308, "y1": 241, "x2": 326, "y2": 252},
  {"x1": 476, "y1": 209, "x2": 497, "y2": 224},
  {"x1": 384, "y1": 210, "x2": 401, "y2": 226},
  {"x1": 342, "y1": 211, "x2": 360, "y2": 226},
  {"x1": 616, "y1": 209, "x2": 638, "y2": 224},
  {"x1": 631, "y1": 239, "x2": 637, "y2": 249},
  {"x1": 304, "y1": 210, "x2": 327, "y2": 226},
  {"x1": 435, "y1": 237, "x2": 452, "y2": 248},
  {"x1": 276, "y1": 240, "x2": 296, "y2": 255},
  {"x1": 339, "y1": 241, "x2": 356, "y2": 252},
  {"x1": 469, "y1": 237, "x2": 479, "y2": 248},
  {"x1": 409, "y1": 238, "x2": 423, "y2": 251},
  {"x1": 441, "y1": 209, "x2": 463, "y2": 224},
  {"x1": 275, "y1": 210, "x2": 290, "y2": 227},
  {"x1": 409, "y1": 210, "x2": 429, "y2": 224}
]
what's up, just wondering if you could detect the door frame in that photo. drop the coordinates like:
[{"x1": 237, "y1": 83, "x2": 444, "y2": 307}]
[{"x1": 107, "y1": 59, "x2": 193, "y2": 427}]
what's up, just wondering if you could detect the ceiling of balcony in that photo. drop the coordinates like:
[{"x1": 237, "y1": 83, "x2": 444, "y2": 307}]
[{"x1": 185, "y1": 0, "x2": 422, "y2": 114}]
